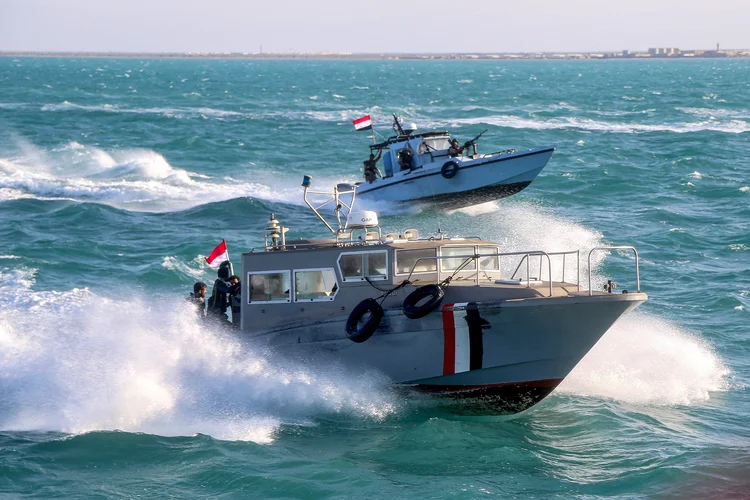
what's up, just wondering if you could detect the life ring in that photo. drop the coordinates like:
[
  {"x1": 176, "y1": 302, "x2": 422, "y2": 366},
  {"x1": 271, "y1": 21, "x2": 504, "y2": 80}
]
[
  {"x1": 441, "y1": 161, "x2": 459, "y2": 179},
  {"x1": 402, "y1": 284, "x2": 444, "y2": 319},
  {"x1": 345, "y1": 298, "x2": 384, "y2": 343}
]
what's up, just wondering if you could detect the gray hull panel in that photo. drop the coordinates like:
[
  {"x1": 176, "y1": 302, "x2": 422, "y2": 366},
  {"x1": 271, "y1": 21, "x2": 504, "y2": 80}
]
[{"x1": 249, "y1": 293, "x2": 645, "y2": 413}]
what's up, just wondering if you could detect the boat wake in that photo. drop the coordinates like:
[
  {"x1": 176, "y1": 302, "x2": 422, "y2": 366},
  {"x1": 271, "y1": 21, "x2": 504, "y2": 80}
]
[{"x1": 0, "y1": 267, "x2": 399, "y2": 443}]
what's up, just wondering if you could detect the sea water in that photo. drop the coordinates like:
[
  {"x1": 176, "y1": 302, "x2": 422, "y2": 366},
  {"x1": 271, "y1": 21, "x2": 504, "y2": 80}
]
[{"x1": 0, "y1": 57, "x2": 748, "y2": 498}]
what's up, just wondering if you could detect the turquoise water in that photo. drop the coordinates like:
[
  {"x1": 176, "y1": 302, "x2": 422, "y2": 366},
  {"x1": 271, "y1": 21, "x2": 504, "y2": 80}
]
[{"x1": 1, "y1": 57, "x2": 749, "y2": 498}]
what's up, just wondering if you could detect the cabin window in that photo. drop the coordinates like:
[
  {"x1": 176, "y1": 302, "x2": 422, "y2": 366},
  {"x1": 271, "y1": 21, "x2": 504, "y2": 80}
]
[
  {"x1": 337, "y1": 250, "x2": 388, "y2": 281},
  {"x1": 425, "y1": 137, "x2": 450, "y2": 151},
  {"x1": 294, "y1": 268, "x2": 338, "y2": 301},
  {"x1": 248, "y1": 270, "x2": 291, "y2": 304},
  {"x1": 440, "y1": 246, "x2": 477, "y2": 272},
  {"x1": 478, "y1": 246, "x2": 500, "y2": 271},
  {"x1": 396, "y1": 248, "x2": 437, "y2": 275}
]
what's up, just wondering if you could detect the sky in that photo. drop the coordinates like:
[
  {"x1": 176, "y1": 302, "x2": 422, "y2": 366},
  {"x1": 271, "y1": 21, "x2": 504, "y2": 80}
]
[{"x1": 0, "y1": 0, "x2": 747, "y2": 54}]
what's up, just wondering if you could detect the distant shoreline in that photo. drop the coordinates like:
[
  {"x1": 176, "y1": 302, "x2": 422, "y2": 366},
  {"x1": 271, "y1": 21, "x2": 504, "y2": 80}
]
[{"x1": 2, "y1": 50, "x2": 749, "y2": 61}]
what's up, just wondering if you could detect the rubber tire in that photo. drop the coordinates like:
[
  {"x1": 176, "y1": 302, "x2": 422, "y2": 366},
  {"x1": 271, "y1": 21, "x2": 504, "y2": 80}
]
[
  {"x1": 402, "y1": 285, "x2": 445, "y2": 320},
  {"x1": 441, "y1": 161, "x2": 459, "y2": 179},
  {"x1": 346, "y1": 298, "x2": 384, "y2": 343}
]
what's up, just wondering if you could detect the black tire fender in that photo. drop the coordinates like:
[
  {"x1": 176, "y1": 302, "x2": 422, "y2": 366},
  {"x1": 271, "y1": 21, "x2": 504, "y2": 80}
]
[
  {"x1": 402, "y1": 284, "x2": 445, "y2": 319},
  {"x1": 441, "y1": 161, "x2": 459, "y2": 179},
  {"x1": 346, "y1": 298, "x2": 384, "y2": 343}
]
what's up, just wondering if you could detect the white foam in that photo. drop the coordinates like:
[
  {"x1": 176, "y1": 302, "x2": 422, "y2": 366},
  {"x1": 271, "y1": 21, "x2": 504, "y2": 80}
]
[
  {"x1": 559, "y1": 312, "x2": 731, "y2": 405},
  {"x1": 455, "y1": 201, "x2": 608, "y2": 286},
  {"x1": 0, "y1": 268, "x2": 398, "y2": 442},
  {"x1": 40, "y1": 101, "x2": 246, "y2": 120},
  {"x1": 161, "y1": 256, "x2": 208, "y2": 280},
  {"x1": 740, "y1": 186, "x2": 749, "y2": 193},
  {"x1": 0, "y1": 141, "x2": 291, "y2": 212},
  {"x1": 430, "y1": 115, "x2": 750, "y2": 135}
]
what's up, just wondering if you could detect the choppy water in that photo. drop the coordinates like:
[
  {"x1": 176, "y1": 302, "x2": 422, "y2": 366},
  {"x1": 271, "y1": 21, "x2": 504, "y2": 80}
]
[{"x1": 1, "y1": 57, "x2": 748, "y2": 498}]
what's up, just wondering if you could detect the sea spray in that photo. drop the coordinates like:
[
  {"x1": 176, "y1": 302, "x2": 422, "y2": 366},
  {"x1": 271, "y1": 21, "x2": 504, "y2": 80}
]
[
  {"x1": 0, "y1": 267, "x2": 398, "y2": 442},
  {"x1": 559, "y1": 312, "x2": 731, "y2": 405}
]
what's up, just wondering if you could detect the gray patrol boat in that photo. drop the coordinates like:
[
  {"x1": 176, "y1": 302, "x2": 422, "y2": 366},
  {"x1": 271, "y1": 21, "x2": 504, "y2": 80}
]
[{"x1": 232, "y1": 180, "x2": 646, "y2": 414}]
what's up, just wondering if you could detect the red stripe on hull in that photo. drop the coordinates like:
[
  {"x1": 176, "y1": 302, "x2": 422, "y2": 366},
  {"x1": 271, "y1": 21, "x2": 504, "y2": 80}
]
[{"x1": 441, "y1": 304, "x2": 456, "y2": 375}]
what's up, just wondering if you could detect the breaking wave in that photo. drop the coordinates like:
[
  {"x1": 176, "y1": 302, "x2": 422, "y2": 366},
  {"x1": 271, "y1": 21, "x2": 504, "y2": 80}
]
[
  {"x1": 0, "y1": 140, "x2": 306, "y2": 211},
  {"x1": 434, "y1": 115, "x2": 750, "y2": 134},
  {"x1": 39, "y1": 100, "x2": 387, "y2": 123}
]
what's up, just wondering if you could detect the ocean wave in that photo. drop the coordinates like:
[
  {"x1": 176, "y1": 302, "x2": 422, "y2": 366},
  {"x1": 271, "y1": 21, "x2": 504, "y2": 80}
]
[
  {"x1": 435, "y1": 114, "x2": 750, "y2": 134},
  {"x1": 676, "y1": 106, "x2": 750, "y2": 119},
  {"x1": 40, "y1": 100, "x2": 246, "y2": 120},
  {"x1": 38, "y1": 100, "x2": 395, "y2": 124},
  {"x1": 0, "y1": 142, "x2": 294, "y2": 212}
]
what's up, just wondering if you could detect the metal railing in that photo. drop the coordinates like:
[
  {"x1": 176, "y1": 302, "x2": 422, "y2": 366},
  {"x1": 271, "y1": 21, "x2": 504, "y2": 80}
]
[
  {"x1": 509, "y1": 250, "x2": 580, "y2": 291},
  {"x1": 587, "y1": 246, "x2": 641, "y2": 296},
  {"x1": 405, "y1": 250, "x2": 560, "y2": 297}
]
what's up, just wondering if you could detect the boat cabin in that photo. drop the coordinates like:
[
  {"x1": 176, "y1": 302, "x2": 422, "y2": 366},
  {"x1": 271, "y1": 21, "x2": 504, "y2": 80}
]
[
  {"x1": 371, "y1": 131, "x2": 455, "y2": 178},
  {"x1": 240, "y1": 229, "x2": 507, "y2": 333}
]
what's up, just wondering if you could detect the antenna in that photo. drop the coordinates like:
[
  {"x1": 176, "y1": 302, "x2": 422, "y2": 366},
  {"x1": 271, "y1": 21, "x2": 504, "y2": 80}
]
[{"x1": 301, "y1": 175, "x2": 358, "y2": 235}]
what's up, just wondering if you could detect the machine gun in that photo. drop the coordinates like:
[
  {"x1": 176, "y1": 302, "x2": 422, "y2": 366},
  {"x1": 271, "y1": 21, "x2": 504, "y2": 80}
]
[
  {"x1": 463, "y1": 129, "x2": 488, "y2": 149},
  {"x1": 463, "y1": 129, "x2": 488, "y2": 156},
  {"x1": 392, "y1": 114, "x2": 406, "y2": 136}
]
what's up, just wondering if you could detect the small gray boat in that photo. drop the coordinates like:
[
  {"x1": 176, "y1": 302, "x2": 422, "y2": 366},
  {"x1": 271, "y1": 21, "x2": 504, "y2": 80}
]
[
  {"x1": 223, "y1": 180, "x2": 646, "y2": 414},
  {"x1": 354, "y1": 116, "x2": 554, "y2": 210}
]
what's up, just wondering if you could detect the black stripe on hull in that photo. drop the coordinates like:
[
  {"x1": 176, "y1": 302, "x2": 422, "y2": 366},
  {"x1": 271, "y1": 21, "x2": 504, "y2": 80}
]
[
  {"x1": 404, "y1": 378, "x2": 563, "y2": 415},
  {"x1": 410, "y1": 181, "x2": 532, "y2": 210},
  {"x1": 465, "y1": 304, "x2": 484, "y2": 371}
]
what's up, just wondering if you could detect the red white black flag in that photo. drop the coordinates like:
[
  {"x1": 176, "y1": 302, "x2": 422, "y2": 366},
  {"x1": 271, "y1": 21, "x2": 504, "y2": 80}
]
[{"x1": 353, "y1": 114, "x2": 372, "y2": 131}]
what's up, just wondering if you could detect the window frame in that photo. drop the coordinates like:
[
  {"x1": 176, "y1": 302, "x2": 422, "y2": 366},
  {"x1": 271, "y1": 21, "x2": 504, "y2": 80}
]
[
  {"x1": 293, "y1": 267, "x2": 339, "y2": 302},
  {"x1": 439, "y1": 245, "x2": 478, "y2": 272},
  {"x1": 247, "y1": 269, "x2": 292, "y2": 305},
  {"x1": 478, "y1": 245, "x2": 501, "y2": 271},
  {"x1": 336, "y1": 250, "x2": 389, "y2": 282},
  {"x1": 394, "y1": 247, "x2": 438, "y2": 276}
]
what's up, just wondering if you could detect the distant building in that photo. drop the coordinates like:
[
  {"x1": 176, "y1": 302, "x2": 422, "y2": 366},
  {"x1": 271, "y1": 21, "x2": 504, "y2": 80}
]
[{"x1": 648, "y1": 47, "x2": 682, "y2": 57}]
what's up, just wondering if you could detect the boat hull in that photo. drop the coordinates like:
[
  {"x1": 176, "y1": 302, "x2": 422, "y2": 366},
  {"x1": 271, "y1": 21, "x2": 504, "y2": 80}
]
[
  {"x1": 248, "y1": 292, "x2": 646, "y2": 414},
  {"x1": 356, "y1": 147, "x2": 554, "y2": 211}
]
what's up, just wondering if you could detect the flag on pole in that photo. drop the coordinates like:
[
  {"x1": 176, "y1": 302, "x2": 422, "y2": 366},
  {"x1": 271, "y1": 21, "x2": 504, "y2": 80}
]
[
  {"x1": 205, "y1": 239, "x2": 230, "y2": 269},
  {"x1": 353, "y1": 115, "x2": 372, "y2": 131}
]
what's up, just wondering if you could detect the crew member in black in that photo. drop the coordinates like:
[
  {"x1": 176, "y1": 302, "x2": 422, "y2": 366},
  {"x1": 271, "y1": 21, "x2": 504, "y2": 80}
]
[
  {"x1": 187, "y1": 282, "x2": 207, "y2": 317},
  {"x1": 363, "y1": 149, "x2": 383, "y2": 183},
  {"x1": 398, "y1": 147, "x2": 414, "y2": 171},
  {"x1": 227, "y1": 275, "x2": 242, "y2": 321},
  {"x1": 448, "y1": 139, "x2": 465, "y2": 158},
  {"x1": 207, "y1": 261, "x2": 236, "y2": 323}
]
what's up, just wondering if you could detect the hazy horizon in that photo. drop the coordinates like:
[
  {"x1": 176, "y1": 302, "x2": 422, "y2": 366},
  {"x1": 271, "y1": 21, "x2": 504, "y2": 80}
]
[{"x1": 1, "y1": 0, "x2": 748, "y2": 54}]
